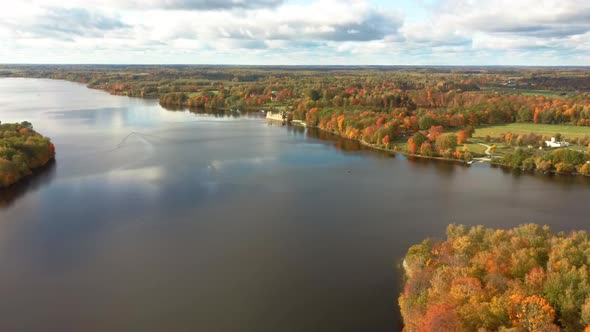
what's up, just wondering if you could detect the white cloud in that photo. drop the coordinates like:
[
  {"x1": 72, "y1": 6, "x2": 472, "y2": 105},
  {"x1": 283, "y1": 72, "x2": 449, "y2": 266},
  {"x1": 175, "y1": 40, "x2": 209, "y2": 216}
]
[
  {"x1": 20, "y1": 0, "x2": 285, "y2": 11},
  {"x1": 0, "y1": 0, "x2": 588, "y2": 64},
  {"x1": 407, "y1": 0, "x2": 590, "y2": 47}
]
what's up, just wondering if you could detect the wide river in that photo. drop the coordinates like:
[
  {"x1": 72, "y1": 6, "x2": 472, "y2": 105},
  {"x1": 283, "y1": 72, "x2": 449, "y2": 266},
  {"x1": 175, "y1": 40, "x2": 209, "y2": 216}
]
[{"x1": 1, "y1": 78, "x2": 589, "y2": 331}]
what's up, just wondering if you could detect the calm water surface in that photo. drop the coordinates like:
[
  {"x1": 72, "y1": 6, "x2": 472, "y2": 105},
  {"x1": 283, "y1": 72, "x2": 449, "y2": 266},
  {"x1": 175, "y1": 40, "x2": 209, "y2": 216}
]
[{"x1": 1, "y1": 78, "x2": 589, "y2": 332}]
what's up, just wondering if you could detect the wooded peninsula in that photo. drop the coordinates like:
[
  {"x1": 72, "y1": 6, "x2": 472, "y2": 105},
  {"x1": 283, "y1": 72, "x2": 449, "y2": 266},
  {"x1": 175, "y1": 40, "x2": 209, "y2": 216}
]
[
  {"x1": 401, "y1": 224, "x2": 590, "y2": 331},
  {"x1": 0, "y1": 122, "x2": 55, "y2": 188},
  {"x1": 2, "y1": 65, "x2": 590, "y2": 176}
]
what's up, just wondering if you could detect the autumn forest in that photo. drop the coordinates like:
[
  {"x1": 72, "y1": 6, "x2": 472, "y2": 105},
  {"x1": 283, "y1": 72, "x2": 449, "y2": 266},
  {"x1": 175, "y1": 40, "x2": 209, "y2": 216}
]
[
  {"x1": 401, "y1": 224, "x2": 590, "y2": 331},
  {"x1": 0, "y1": 121, "x2": 55, "y2": 188}
]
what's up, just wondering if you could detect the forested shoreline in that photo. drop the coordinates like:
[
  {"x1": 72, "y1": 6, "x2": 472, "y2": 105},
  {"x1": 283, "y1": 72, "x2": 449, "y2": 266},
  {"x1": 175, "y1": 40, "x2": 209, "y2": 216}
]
[
  {"x1": 2, "y1": 65, "x2": 590, "y2": 175},
  {"x1": 400, "y1": 224, "x2": 590, "y2": 331},
  {"x1": 0, "y1": 122, "x2": 55, "y2": 188}
]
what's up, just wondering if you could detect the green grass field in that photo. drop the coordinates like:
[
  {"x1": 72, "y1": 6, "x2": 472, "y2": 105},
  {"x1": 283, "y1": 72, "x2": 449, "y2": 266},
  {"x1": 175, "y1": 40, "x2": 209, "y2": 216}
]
[
  {"x1": 474, "y1": 123, "x2": 590, "y2": 139},
  {"x1": 463, "y1": 143, "x2": 487, "y2": 155},
  {"x1": 481, "y1": 87, "x2": 567, "y2": 98},
  {"x1": 390, "y1": 139, "x2": 487, "y2": 156}
]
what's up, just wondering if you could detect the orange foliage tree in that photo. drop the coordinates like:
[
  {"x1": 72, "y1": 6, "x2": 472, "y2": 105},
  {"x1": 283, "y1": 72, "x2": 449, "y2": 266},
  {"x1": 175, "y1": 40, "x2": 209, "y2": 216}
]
[
  {"x1": 408, "y1": 133, "x2": 427, "y2": 155},
  {"x1": 428, "y1": 126, "x2": 444, "y2": 142},
  {"x1": 421, "y1": 305, "x2": 463, "y2": 332},
  {"x1": 509, "y1": 293, "x2": 557, "y2": 331},
  {"x1": 457, "y1": 130, "x2": 468, "y2": 144},
  {"x1": 382, "y1": 135, "x2": 390, "y2": 148}
]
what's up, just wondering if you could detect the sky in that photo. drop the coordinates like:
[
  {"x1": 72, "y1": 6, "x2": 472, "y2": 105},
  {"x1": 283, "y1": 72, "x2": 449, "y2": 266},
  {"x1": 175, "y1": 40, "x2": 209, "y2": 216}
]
[{"x1": 0, "y1": 0, "x2": 589, "y2": 65}]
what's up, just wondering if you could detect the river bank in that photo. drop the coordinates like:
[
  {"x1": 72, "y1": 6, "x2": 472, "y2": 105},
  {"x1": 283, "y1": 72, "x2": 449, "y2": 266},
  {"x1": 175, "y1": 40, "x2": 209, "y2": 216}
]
[
  {"x1": 291, "y1": 120, "x2": 590, "y2": 177},
  {"x1": 290, "y1": 120, "x2": 475, "y2": 166}
]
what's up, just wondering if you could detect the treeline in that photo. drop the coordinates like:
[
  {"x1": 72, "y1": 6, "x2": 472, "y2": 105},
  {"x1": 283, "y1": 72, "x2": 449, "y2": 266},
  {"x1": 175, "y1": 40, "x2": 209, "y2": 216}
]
[
  {"x1": 520, "y1": 75, "x2": 590, "y2": 92},
  {"x1": 407, "y1": 127, "x2": 474, "y2": 161},
  {"x1": 494, "y1": 132, "x2": 590, "y2": 148},
  {"x1": 4, "y1": 66, "x2": 590, "y2": 129},
  {"x1": 400, "y1": 224, "x2": 590, "y2": 331},
  {"x1": 501, "y1": 147, "x2": 590, "y2": 175},
  {"x1": 0, "y1": 122, "x2": 55, "y2": 188},
  {"x1": 295, "y1": 91, "x2": 590, "y2": 126},
  {"x1": 164, "y1": 84, "x2": 590, "y2": 128},
  {"x1": 295, "y1": 107, "x2": 474, "y2": 160}
]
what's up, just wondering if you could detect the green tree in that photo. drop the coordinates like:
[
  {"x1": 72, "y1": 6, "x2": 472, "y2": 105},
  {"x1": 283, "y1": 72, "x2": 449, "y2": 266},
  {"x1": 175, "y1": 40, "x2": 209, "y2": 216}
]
[{"x1": 435, "y1": 134, "x2": 458, "y2": 154}]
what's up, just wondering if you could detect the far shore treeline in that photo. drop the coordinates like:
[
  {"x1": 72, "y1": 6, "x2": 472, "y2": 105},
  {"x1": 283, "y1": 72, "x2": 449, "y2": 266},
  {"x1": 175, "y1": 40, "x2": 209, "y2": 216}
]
[
  {"x1": 2, "y1": 65, "x2": 590, "y2": 175},
  {"x1": 0, "y1": 122, "x2": 55, "y2": 188}
]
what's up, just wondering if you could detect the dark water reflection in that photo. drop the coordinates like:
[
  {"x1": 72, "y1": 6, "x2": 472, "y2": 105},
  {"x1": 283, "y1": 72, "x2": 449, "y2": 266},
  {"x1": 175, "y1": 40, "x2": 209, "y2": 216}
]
[
  {"x1": 160, "y1": 104, "x2": 265, "y2": 119},
  {"x1": 305, "y1": 127, "x2": 368, "y2": 152},
  {"x1": 0, "y1": 161, "x2": 57, "y2": 208},
  {"x1": 1, "y1": 79, "x2": 590, "y2": 332}
]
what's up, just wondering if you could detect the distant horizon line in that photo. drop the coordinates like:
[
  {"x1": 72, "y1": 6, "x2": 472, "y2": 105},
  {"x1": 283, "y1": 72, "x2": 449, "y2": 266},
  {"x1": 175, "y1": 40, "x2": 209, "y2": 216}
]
[{"x1": 2, "y1": 63, "x2": 590, "y2": 68}]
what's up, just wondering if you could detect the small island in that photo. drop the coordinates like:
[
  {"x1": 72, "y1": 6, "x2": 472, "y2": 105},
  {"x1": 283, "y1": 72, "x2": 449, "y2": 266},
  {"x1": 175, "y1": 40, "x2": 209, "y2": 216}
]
[
  {"x1": 0, "y1": 122, "x2": 55, "y2": 188},
  {"x1": 400, "y1": 224, "x2": 590, "y2": 331}
]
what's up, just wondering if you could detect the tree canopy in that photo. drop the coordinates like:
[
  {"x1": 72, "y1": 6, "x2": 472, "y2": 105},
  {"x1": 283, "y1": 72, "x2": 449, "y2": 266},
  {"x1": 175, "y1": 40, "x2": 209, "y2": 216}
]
[
  {"x1": 400, "y1": 224, "x2": 590, "y2": 332},
  {"x1": 0, "y1": 122, "x2": 55, "y2": 188}
]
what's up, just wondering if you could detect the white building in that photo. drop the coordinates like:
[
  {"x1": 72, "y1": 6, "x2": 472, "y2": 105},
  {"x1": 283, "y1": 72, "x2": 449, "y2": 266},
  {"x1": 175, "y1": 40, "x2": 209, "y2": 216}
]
[{"x1": 545, "y1": 137, "x2": 570, "y2": 148}]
